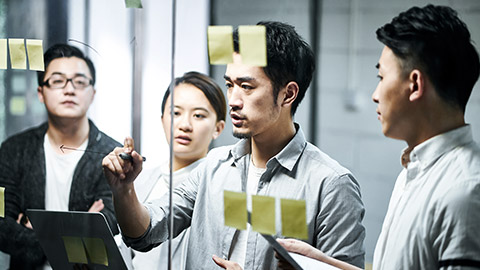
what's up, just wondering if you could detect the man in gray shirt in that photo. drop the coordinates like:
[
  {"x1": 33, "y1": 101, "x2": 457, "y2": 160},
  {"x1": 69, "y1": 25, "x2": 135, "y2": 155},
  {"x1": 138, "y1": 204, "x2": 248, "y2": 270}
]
[{"x1": 103, "y1": 21, "x2": 365, "y2": 269}]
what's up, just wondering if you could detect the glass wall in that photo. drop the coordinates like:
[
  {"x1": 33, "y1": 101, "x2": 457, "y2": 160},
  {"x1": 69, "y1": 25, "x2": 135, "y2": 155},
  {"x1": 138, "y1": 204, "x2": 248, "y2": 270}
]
[{"x1": 1, "y1": 0, "x2": 480, "y2": 267}]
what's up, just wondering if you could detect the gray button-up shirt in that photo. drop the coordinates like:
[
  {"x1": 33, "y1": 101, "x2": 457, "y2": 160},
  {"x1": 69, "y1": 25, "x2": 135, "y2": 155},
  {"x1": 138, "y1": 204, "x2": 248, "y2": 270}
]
[{"x1": 124, "y1": 124, "x2": 365, "y2": 269}]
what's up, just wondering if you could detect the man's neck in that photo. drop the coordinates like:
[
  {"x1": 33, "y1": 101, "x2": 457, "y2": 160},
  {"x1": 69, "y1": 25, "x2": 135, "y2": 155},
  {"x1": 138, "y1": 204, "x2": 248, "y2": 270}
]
[
  {"x1": 47, "y1": 116, "x2": 90, "y2": 154},
  {"x1": 250, "y1": 121, "x2": 296, "y2": 168},
  {"x1": 406, "y1": 107, "x2": 465, "y2": 149}
]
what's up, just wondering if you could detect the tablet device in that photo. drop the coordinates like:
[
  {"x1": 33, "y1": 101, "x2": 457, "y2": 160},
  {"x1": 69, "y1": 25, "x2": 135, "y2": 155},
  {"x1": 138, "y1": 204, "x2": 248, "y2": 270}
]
[
  {"x1": 260, "y1": 233, "x2": 303, "y2": 270},
  {"x1": 27, "y1": 209, "x2": 127, "y2": 270}
]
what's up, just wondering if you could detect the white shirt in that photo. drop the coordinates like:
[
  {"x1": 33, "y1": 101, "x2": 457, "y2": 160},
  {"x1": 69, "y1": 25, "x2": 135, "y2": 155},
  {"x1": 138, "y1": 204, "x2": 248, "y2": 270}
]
[
  {"x1": 43, "y1": 134, "x2": 87, "y2": 270},
  {"x1": 44, "y1": 134, "x2": 87, "y2": 211},
  {"x1": 229, "y1": 158, "x2": 265, "y2": 268},
  {"x1": 131, "y1": 159, "x2": 203, "y2": 270},
  {"x1": 373, "y1": 125, "x2": 480, "y2": 270}
]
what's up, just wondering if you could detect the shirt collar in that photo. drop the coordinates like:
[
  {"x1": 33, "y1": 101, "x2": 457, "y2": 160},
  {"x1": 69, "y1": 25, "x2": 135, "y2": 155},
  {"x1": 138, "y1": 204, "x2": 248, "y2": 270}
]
[
  {"x1": 228, "y1": 123, "x2": 307, "y2": 172},
  {"x1": 400, "y1": 124, "x2": 473, "y2": 169}
]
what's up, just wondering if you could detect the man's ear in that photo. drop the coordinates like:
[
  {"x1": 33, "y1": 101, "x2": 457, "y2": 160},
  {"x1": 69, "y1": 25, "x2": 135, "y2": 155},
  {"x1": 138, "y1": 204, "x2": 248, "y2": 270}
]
[
  {"x1": 212, "y1": 120, "x2": 225, "y2": 139},
  {"x1": 90, "y1": 88, "x2": 96, "y2": 104},
  {"x1": 37, "y1": 86, "x2": 45, "y2": 103},
  {"x1": 281, "y1": 81, "x2": 299, "y2": 107},
  {"x1": 409, "y1": 69, "x2": 425, "y2": 102}
]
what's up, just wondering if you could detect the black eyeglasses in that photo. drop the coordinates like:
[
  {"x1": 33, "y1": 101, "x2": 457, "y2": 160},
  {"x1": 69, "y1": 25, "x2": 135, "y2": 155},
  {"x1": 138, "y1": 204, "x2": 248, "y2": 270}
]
[{"x1": 42, "y1": 74, "x2": 93, "y2": 90}]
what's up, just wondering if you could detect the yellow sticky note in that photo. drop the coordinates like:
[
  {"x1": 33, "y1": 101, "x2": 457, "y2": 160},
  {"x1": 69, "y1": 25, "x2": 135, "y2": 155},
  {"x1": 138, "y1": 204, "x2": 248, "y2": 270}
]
[
  {"x1": 238, "y1": 25, "x2": 267, "y2": 67},
  {"x1": 125, "y1": 0, "x2": 143, "y2": 8},
  {"x1": 251, "y1": 195, "x2": 276, "y2": 235},
  {"x1": 26, "y1": 39, "x2": 44, "y2": 71},
  {"x1": 223, "y1": 190, "x2": 247, "y2": 230},
  {"x1": 0, "y1": 39, "x2": 7, "y2": 69},
  {"x1": 8, "y1": 39, "x2": 27, "y2": 70},
  {"x1": 83, "y1": 237, "x2": 108, "y2": 266},
  {"x1": 280, "y1": 198, "x2": 308, "y2": 239},
  {"x1": 10, "y1": 96, "x2": 26, "y2": 116},
  {"x1": 207, "y1": 26, "x2": 234, "y2": 65},
  {"x1": 0, "y1": 187, "x2": 5, "y2": 218},
  {"x1": 62, "y1": 236, "x2": 88, "y2": 264}
]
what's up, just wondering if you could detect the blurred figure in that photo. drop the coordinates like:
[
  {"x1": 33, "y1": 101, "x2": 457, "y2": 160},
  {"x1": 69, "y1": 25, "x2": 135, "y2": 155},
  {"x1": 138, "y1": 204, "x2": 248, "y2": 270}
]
[
  {"x1": 278, "y1": 4, "x2": 480, "y2": 270},
  {"x1": 132, "y1": 71, "x2": 226, "y2": 269},
  {"x1": 0, "y1": 44, "x2": 120, "y2": 269}
]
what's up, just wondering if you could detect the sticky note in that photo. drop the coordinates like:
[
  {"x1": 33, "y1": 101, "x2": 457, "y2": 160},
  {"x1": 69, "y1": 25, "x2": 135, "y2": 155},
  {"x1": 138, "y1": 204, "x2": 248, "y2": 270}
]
[
  {"x1": 62, "y1": 236, "x2": 88, "y2": 264},
  {"x1": 0, "y1": 187, "x2": 4, "y2": 218},
  {"x1": 280, "y1": 198, "x2": 308, "y2": 239},
  {"x1": 238, "y1": 25, "x2": 267, "y2": 67},
  {"x1": 83, "y1": 237, "x2": 108, "y2": 266},
  {"x1": 207, "y1": 26, "x2": 234, "y2": 65},
  {"x1": 8, "y1": 39, "x2": 27, "y2": 70},
  {"x1": 0, "y1": 39, "x2": 7, "y2": 69},
  {"x1": 26, "y1": 39, "x2": 44, "y2": 71},
  {"x1": 251, "y1": 195, "x2": 276, "y2": 235},
  {"x1": 223, "y1": 190, "x2": 247, "y2": 230},
  {"x1": 125, "y1": 0, "x2": 143, "y2": 8},
  {"x1": 10, "y1": 96, "x2": 26, "y2": 116}
]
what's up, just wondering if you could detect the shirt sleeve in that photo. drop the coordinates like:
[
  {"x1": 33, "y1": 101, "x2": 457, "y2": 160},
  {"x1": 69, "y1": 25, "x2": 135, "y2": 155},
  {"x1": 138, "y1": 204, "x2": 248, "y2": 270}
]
[
  {"x1": 315, "y1": 173, "x2": 366, "y2": 268},
  {"x1": 432, "y1": 179, "x2": 480, "y2": 269},
  {"x1": 123, "y1": 162, "x2": 202, "y2": 252}
]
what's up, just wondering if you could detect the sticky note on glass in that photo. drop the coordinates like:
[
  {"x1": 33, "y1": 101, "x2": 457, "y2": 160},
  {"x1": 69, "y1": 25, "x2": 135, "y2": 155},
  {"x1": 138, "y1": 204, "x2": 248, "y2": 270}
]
[
  {"x1": 238, "y1": 25, "x2": 267, "y2": 67},
  {"x1": 0, "y1": 187, "x2": 4, "y2": 218},
  {"x1": 83, "y1": 237, "x2": 108, "y2": 266},
  {"x1": 281, "y1": 198, "x2": 308, "y2": 239},
  {"x1": 125, "y1": 0, "x2": 143, "y2": 8},
  {"x1": 10, "y1": 96, "x2": 26, "y2": 116},
  {"x1": 26, "y1": 39, "x2": 44, "y2": 71},
  {"x1": 223, "y1": 190, "x2": 247, "y2": 230},
  {"x1": 0, "y1": 39, "x2": 7, "y2": 69},
  {"x1": 8, "y1": 39, "x2": 27, "y2": 70},
  {"x1": 207, "y1": 26, "x2": 234, "y2": 65},
  {"x1": 62, "y1": 236, "x2": 88, "y2": 264},
  {"x1": 251, "y1": 195, "x2": 276, "y2": 235}
]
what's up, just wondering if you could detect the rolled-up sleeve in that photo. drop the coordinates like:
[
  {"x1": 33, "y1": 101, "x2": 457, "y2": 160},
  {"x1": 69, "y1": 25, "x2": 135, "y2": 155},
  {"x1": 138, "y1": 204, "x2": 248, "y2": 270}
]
[{"x1": 316, "y1": 173, "x2": 366, "y2": 268}]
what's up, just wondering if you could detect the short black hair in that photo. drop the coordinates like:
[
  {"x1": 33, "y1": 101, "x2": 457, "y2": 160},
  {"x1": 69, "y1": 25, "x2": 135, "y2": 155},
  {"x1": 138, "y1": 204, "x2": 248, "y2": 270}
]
[
  {"x1": 161, "y1": 71, "x2": 227, "y2": 122},
  {"x1": 233, "y1": 21, "x2": 315, "y2": 116},
  {"x1": 37, "y1": 44, "x2": 96, "y2": 87},
  {"x1": 376, "y1": 4, "x2": 480, "y2": 112}
]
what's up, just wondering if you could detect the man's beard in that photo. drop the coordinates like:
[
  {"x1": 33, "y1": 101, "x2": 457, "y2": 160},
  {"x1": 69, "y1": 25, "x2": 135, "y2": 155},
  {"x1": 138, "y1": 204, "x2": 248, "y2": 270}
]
[{"x1": 233, "y1": 131, "x2": 251, "y2": 139}]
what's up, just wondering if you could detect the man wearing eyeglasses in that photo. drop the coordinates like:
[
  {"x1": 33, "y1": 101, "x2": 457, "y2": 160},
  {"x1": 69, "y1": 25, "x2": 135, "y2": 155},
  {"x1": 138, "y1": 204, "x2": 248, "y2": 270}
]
[{"x1": 0, "y1": 44, "x2": 120, "y2": 269}]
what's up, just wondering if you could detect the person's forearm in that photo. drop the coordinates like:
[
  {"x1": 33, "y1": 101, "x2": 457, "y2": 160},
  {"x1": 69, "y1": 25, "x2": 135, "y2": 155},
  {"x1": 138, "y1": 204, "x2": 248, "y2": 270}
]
[
  {"x1": 303, "y1": 241, "x2": 363, "y2": 270},
  {"x1": 112, "y1": 183, "x2": 150, "y2": 238},
  {"x1": 323, "y1": 256, "x2": 362, "y2": 270}
]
